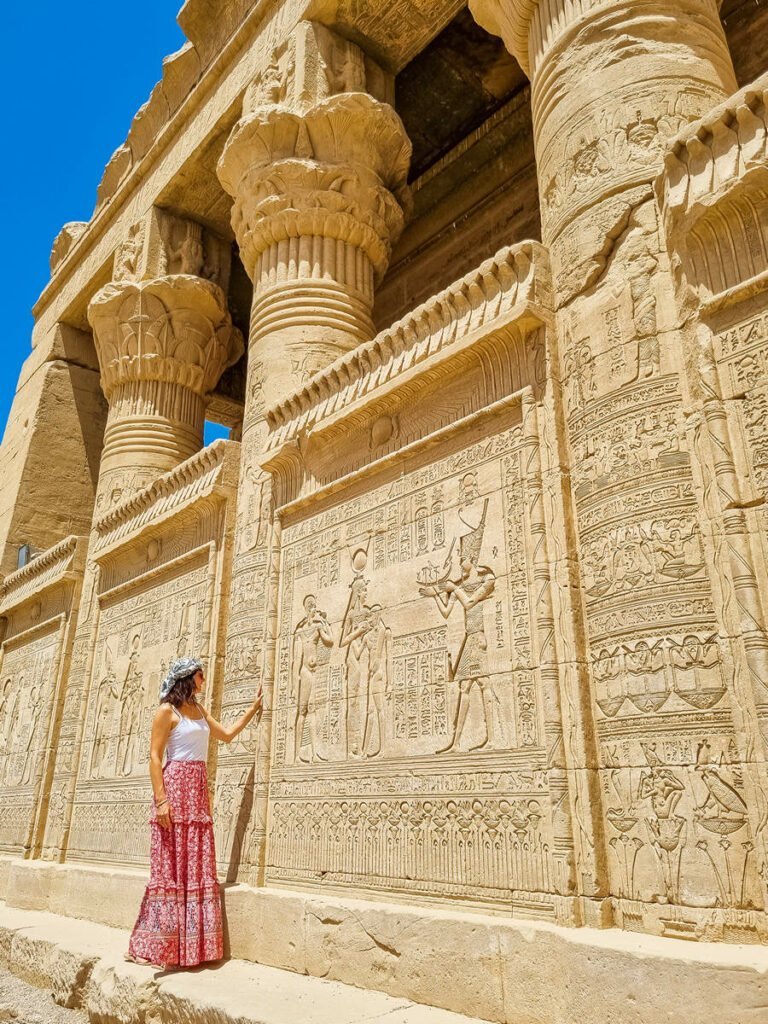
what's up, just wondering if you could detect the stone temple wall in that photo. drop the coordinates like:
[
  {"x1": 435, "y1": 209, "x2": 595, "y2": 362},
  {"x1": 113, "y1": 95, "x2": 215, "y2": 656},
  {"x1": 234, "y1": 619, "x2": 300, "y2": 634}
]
[{"x1": 2, "y1": 0, "x2": 768, "y2": 1019}]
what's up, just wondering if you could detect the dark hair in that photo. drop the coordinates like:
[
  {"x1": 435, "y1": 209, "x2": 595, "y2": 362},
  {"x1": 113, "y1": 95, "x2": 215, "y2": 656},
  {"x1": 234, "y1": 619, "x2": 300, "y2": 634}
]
[{"x1": 161, "y1": 672, "x2": 198, "y2": 708}]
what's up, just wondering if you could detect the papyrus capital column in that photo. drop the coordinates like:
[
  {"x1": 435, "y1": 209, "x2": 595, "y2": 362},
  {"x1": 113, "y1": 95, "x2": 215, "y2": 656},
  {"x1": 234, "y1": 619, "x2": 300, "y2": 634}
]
[
  {"x1": 87, "y1": 209, "x2": 243, "y2": 508},
  {"x1": 471, "y1": 0, "x2": 736, "y2": 289},
  {"x1": 217, "y1": 19, "x2": 411, "y2": 414}
]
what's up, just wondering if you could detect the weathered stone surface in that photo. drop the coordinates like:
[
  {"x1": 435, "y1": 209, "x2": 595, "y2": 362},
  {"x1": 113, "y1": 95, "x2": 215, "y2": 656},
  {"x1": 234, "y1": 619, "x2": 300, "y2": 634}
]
[
  {"x1": 4, "y1": 1, "x2": 768, "y2": 1022},
  {"x1": 50, "y1": 224, "x2": 88, "y2": 275},
  {"x1": 0, "y1": 904, "x2": 488, "y2": 1024}
]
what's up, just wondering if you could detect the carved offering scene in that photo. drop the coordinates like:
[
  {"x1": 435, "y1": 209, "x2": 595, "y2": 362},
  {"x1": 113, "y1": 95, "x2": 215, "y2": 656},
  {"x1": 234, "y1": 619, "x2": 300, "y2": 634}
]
[{"x1": 267, "y1": 404, "x2": 576, "y2": 917}]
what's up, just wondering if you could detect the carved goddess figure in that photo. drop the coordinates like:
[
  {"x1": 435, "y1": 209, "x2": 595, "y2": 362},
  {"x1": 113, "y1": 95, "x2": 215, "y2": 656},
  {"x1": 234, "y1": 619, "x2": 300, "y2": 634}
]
[
  {"x1": 117, "y1": 635, "x2": 144, "y2": 777},
  {"x1": 19, "y1": 684, "x2": 45, "y2": 786},
  {"x1": 361, "y1": 603, "x2": 392, "y2": 758},
  {"x1": 292, "y1": 594, "x2": 334, "y2": 763},
  {"x1": 126, "y1": 657, "x2": 262, "y2": 969},
  {"x1": 420, "y1": 501, "x2": 497, "y2": 753},
  {"x1": 340, "y1": 574, "x2": 372, "y2": 758}
]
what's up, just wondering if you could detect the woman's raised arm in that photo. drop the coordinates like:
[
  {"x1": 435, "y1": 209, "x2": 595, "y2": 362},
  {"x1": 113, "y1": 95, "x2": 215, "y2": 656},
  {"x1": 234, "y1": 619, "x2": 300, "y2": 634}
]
[{"x1": 202, "y1": 684, "x2": 263, "y2": 744}]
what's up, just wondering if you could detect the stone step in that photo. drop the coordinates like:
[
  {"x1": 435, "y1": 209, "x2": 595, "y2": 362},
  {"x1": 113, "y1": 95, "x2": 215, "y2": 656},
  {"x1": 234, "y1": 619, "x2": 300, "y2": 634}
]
[{"x1": 0, "y1": 903, "x2": 486, "y2": 1024}]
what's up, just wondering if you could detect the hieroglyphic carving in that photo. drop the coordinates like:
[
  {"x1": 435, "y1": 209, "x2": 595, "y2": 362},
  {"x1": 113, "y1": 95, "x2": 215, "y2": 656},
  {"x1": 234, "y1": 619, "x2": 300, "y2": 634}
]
[
  {"x1": 655, "y1": 71, "x2": 768, "y2": 922},
  {"x1": 68, "y1": 554, "x2": 213, "y2": 864},
  {"x1": 268, "y1": 412, "x2": 576, "y2": 909},
  {"x1": 0, "y1": 628, "x2": 64, "y2": 853}
]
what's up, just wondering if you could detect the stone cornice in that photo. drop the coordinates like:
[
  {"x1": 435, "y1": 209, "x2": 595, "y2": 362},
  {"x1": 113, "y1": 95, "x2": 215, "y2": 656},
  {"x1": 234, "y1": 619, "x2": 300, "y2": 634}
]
[
  {"x1": 0, "y1": 536, "x2": 85, "y2": 616},
  {"x1": 264, "y1": 240, "x2": 551, "y2": 445},
  {"x1": 33, "y1": 0, "x2": 284, "y2": 324},
  {"x1": 656, "y1": 71, "x2": 768, "y2": 234},
  {"x1": 92, "y1": 439, "x2": 239, "y2": 551}
]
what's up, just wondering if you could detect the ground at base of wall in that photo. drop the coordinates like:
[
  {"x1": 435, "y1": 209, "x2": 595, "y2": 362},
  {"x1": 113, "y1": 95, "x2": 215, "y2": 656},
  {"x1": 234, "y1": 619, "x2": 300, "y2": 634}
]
[
  {"x1": 0, "y1": 904, "x2": 485, "y2": 1024},
  {"x1": 0, "y1": 966, "x2": 88, "y2": 1024}
]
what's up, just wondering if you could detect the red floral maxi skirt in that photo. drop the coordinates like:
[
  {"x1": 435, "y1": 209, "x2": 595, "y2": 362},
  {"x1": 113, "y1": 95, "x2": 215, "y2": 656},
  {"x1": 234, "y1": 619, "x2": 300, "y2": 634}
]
[{"x1": 128, "y1": 760, "x2": 223, "y2": 967}]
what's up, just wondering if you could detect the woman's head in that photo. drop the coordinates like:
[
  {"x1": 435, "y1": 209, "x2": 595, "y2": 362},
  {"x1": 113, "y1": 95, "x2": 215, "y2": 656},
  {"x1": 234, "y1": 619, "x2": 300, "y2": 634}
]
[{"x1": 159, "y1": 657, "x2": 204, "y2": 706}]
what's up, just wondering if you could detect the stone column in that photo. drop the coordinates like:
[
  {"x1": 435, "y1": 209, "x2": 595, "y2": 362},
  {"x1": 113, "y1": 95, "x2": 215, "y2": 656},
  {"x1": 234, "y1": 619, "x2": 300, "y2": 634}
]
[
  {"x1": 470, "y1": 0, "x2": 735, "y2": 284},
  {"x1": 42, "y1": 209, "x2": 242, "y2": 859},
  {"x1": 87, "y1": 208, "x2": 242, "y2": 509},
  {"x1": 214, "y1": 20, "x2": 411, "y2": 883},
  {"x1": 470, "y1": 1, "x2": 768, "y2": 934}
]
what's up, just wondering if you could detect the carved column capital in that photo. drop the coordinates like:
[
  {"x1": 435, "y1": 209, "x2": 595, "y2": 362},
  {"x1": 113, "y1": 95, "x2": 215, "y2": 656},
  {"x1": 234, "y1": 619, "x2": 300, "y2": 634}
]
[
  {"x1": 88, "y1": 275, "x2": 242, "y2": 402},
  {"x1": 218, "y1": 90, "x2": 411, "y2": 283},
  {"x1": 87, "y1": 209, "x2": 243, "y2": 506}
]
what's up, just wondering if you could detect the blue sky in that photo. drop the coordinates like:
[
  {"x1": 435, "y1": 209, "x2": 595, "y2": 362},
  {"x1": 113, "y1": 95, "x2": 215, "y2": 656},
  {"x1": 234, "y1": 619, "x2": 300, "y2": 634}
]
[{"x1": 3, "y1": 3, "x2": 229, "y2": 445}]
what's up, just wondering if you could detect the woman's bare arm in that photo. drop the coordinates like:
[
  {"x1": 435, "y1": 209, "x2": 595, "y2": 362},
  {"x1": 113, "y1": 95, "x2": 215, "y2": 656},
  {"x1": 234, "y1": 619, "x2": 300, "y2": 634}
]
[
  {"x1": 202, "y1": 684, "x2": 263, "y2": 744},
  {"x1": 149, "y1": 705, "x2": 176, "y2": 829}
]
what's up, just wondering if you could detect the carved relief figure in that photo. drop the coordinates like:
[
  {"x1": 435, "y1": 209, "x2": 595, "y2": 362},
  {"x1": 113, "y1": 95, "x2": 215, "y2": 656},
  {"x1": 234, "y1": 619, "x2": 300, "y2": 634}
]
[
  {"x1": 0, "y1": 679, "x2": 17, "y2": 759},
  {"x1": 3, "y1": 673, "x2": 24, "y2": 784},
  {"x1": 563, "y1": 327, "x2": 595, "y2": 413},
  {"x1": 91, "y1": 660, "x2": 120, "y2": 779},
  {"x1": 239, "y1": 465, "x2": 271, "y2": 554},
  {"x1": 571, "y1": 133, "x2": 612, "y2": 188},
  {"x1": 117, "y1": 634, "x2": 144, "y2": 776},
  {"x1": 292, "y1": 595, "x2": 334, "y2": 763},
  {"x1": 169, "y1": 220, "x2": 204, "y2": 276},
  {"x1": 623, "y1": 639, "x2": 668, "y2": 713},
  {"x1": 693, "y1": 741, "x2": 752, "y2": 908},
  {"x1": 361, "y1": 603, "x2": 392, "y2": 758},
  {"x1": 340, "y1": 570, "x2": 372, "y2": 758},
  {"x1": 419, "y1": 501, "x2": 497, "y2": 753},
  {"x1": 623, "y1": 232, "x2": 660, "y2": 380},
  {"x1": 637, "y1": 743, "x2": 686, "y2": 904},
  {"x1": 19, "y1": 684, "x2": 44, "y2": 786}
]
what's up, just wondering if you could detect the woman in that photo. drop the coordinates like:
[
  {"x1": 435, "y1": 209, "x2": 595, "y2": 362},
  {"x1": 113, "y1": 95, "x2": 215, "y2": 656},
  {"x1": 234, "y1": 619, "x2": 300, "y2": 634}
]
[{"x1": 125, "y1": 656, "x2": 263, "y2": 969}]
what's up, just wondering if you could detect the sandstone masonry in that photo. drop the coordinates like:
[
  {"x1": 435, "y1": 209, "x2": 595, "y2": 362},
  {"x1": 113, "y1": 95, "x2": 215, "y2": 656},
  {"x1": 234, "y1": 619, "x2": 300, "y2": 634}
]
[{"x1": 2, "y1": 2, "x2": 768, "y2": 1021}]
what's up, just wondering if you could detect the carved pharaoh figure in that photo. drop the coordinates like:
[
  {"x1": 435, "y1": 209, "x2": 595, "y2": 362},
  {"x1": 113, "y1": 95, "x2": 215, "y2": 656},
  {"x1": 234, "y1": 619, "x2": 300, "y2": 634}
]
[{"x1": 419, "y1": 500, "x2": 497, "y2": 753}]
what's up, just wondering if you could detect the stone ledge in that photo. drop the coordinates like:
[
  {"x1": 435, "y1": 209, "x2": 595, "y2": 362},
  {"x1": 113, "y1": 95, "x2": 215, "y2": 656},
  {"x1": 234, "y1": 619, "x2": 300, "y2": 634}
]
[
  {"x1": 3, "y1": 861, "x2": 768, "y2": 1023},
  {"x1": 0, "y1": 903, "x2": 484, "y2": 1024}
]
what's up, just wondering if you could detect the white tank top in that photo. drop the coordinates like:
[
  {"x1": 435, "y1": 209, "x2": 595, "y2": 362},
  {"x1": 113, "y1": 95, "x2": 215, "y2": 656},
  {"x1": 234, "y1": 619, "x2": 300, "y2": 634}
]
[{"x1": 165, "y1": 706, "x2": 210, "y2": 762}]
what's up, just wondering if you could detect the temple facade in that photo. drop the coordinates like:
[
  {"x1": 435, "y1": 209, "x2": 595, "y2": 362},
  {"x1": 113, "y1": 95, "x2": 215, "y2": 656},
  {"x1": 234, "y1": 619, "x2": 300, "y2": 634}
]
[{"x1": 2, "y1": 0, "x2": 768, "y2": 1019}]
